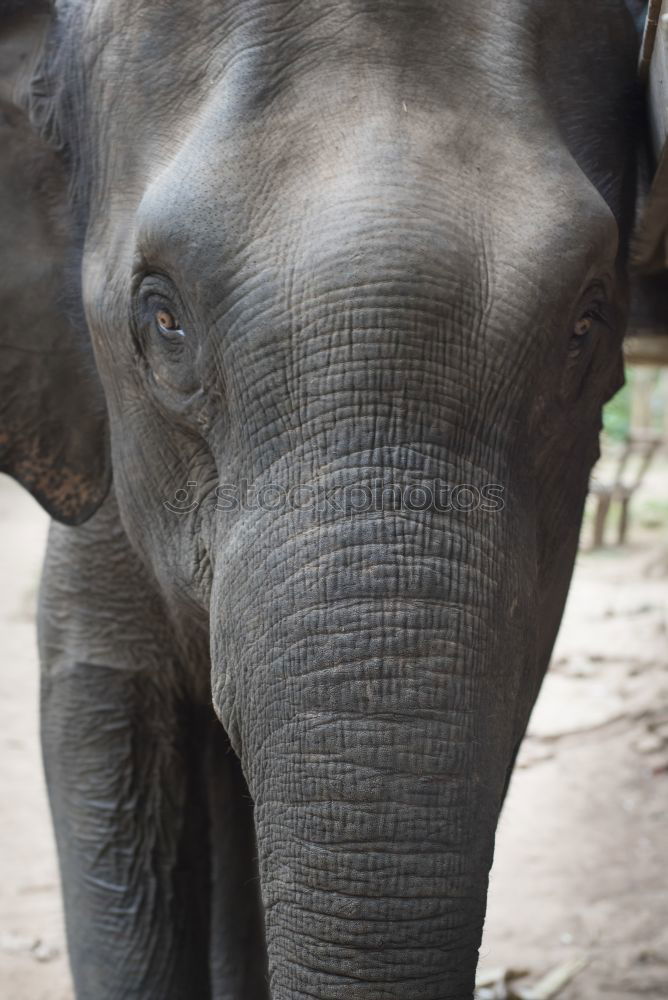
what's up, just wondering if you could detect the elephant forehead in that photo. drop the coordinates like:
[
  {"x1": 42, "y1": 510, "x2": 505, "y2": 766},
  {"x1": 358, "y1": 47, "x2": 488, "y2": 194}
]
[
  {"x1": 72, "y1": 0, "x2": 628, "y2": 372},
  {"x1": 132, "y1": 116, "x2": 615, "y2": 318},
  {"x1": 74, "y1": 0, "x2": 633, "y2": 142},
  {"x1": 76, "y1": 0, "x2": 536, "y2": 215},
  {"x1": 71, "y1": 0, "x2": 632, "y2": 274}
]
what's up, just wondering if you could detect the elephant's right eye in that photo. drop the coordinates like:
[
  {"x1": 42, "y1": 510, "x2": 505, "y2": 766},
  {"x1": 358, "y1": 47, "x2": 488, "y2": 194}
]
[
  {"x1": 132, "y1": 275, "x2": 199, "y2": 397},
  {"x1": 155, "y1": 308, "x2": 185, "y2": 340}
]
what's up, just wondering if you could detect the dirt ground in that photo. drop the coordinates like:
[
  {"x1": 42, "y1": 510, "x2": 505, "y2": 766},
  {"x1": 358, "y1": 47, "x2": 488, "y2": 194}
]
[{"x1": 0, "y1": 470, "x2": 666, "y2": 1000}]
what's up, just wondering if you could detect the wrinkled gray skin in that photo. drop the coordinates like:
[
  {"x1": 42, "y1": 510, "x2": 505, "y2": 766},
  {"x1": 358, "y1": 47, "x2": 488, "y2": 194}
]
[{"x1": 0, "y1": 1, "x2": 642, "y2": 998}]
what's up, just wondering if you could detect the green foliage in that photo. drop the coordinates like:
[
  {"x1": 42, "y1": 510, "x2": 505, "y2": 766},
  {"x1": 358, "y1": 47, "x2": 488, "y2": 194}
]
[{"x1": 602, "y1": 368, "x2": 632, "y2": 442}]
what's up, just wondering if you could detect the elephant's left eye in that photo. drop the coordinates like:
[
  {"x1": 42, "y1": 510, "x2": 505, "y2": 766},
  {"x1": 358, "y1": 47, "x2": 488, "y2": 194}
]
[
  {"x1": 569, "y1": 295, "x2": 608, "y2": 358},
  {"x1": 573, "y1": 314, "x2": 594, "y2": 340}
]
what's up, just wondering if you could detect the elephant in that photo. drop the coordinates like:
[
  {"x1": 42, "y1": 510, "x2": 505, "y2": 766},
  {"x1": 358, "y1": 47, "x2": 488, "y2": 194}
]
[{"x1": 0, "y1": 1, "x2": 648, "y2": 998}]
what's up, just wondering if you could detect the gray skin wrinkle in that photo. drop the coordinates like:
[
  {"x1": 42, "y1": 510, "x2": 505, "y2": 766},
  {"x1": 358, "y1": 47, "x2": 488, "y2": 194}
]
[{"x1": 0, "y1": 1, "x2": 643, "y2": 998}]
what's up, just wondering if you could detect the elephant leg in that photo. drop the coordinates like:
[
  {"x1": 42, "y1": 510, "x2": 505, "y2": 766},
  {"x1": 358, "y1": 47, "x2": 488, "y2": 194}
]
[
  {"x1": 41, "y1": 660, "x2": 213, "y2": 1000},
  {"x1": 38, "y1": 500, "x2": 214, "y2": 1000},
  {"x1": 207, "y1": 724, "x2": 269, "y2": 1000}
]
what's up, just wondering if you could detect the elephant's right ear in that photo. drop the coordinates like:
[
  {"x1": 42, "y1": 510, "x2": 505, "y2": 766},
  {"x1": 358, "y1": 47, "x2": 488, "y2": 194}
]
[{"x1": 0, "y1": 2, "x2": 110, "y2": 525}]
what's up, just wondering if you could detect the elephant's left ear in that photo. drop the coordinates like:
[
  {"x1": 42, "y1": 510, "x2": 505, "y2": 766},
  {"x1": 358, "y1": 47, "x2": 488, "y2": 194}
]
[{"x1": 0, "y1": 2, "x2": 110, "y2": 525}]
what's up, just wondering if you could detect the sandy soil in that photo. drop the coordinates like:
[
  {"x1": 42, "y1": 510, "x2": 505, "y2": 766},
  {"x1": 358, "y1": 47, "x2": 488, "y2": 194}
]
[{"x1": 0, "y1": 472, "x2": 666, "y2": 999}]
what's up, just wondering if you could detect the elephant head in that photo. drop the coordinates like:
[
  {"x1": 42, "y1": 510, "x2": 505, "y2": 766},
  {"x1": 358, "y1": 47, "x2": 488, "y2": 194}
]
[{"x1": 0, "y1": 1, "x2": 642, "y2": 997}]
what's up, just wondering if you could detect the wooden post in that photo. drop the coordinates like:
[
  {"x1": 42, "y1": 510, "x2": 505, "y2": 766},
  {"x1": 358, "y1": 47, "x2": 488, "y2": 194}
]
[
  {"x1": 640, "y1": 0, "x2": 664, "y2": 82},
  {"x1": 630, "y1": 368, "x2": 658, "y2": 433},
  {"x1": 592, "y1": 495, "x2": 610, "y2": 549}
]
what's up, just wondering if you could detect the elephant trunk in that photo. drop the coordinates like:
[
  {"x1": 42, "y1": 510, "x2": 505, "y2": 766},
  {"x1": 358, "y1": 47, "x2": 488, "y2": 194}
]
[
  {"x1": 251, "y1": 645, "x2": 499, "y2": 1000},
  {"x1": 208, "y1": 179, "x2": 535, "y2": 996},
  {"x1": 212, "y1": 484, "x2": 531, "y2": 999}
]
